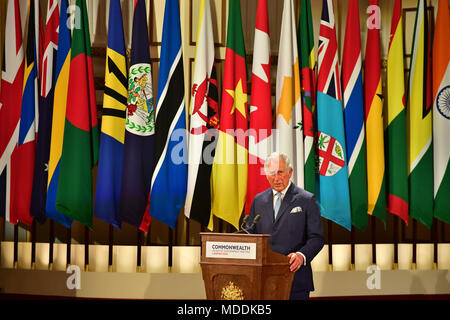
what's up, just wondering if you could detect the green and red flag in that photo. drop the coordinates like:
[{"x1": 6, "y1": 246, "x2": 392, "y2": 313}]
[
  {"x1": 386, "y1": 0, "x2": 408, "y2": 224},
  {"x1": 55, "y1": 0, "x2": 99, "y2": 228}
]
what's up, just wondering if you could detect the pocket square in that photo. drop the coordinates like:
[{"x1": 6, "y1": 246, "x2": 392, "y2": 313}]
[{"x1": 290, "y1": 206, "x2": 303, "y2": 214}]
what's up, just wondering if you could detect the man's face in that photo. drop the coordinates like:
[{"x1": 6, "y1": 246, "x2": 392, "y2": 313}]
[{"x1": 265, "y1": 157, "x2": 293, "y2": 192}]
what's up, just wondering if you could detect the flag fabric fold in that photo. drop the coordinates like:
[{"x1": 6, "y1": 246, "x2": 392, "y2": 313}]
[
  {"x1": 0, "y1": 0, "x2": 24, "y2": 225},
  {"x1": 407, "y1": 0, "x2": 434, "y2": 228},
  {"x1": 386, "y1": 0, "x2": 409, "y2": 225},
  {"x1": 31, "y1": 0, "x2": 59, "y2": 224},
  {"x1": 119, "y1": 0, "x2": 155, "y2": 231},
  {"x1": 316, "y1": 0, "x2": 351, "y2": 230},
  {"x1": 211, "y1": 0, "x2": 248, "y2": 230},
  {"x1": 55, "y1": 0, "x2": 99, "y2": 229},
  {"x1": 432, "y1": 0, "x2": 450, "y2": 224},
  {"x1": 46, "y1": 0, "x2": 73, "y2": 228},
  {"x1": 342, "y1": 0, "x2": 368, "y2": 230},
  {"x1": 275, "y1": 0, "x2": 303, "y2": 188},
  {"x1": 149, "y1": 0, "x2": 187, "y2": 229},
  {"x1": 246, "y1": 0, "x2": 272, "y2": 215},
  {"x1": 298, "y1": 0, "x2": 316, "y2": 195},
  {"x1": 365, "y1": 0, "x2": 386, "y2": 226},
  {"x1": 94, "y1": 0, "x2": 127, "y2": 229},
  {"x1": 185, "y1": 0, "x2": 219, "y2": 227}
]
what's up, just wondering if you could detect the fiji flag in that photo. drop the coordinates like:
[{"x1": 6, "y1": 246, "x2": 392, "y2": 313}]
[
  {"x1": 316, "y1": 0, "x2": 352, "y2": 230},
  {"x1": 95, "y1": 0, "x2": 127, "y2": 229},
  {"x1": 150, "y1": 0, "x2": 187, "y2": 229},
  {"x1": 119, "y1": 0, "x2": 155, "y2": 230}
]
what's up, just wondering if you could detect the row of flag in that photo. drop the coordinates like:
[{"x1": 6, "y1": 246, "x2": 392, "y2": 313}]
[{"x1": 0, "y1": 0, "x2": 449, "y2": 235}]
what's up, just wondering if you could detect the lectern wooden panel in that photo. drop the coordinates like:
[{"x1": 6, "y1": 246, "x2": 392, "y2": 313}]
[{"x1": 200, "y1": 233, "x2": 294, "y2": 300}]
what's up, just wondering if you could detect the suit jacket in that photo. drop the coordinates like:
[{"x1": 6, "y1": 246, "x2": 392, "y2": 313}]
[{"x1": 246, "y1": 182, "x2": 324, "y2": 292}]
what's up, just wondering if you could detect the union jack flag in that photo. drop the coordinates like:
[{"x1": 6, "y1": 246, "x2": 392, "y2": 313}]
[{"x1": 317, "y1": 0, "x2": 341, "y2": 102}]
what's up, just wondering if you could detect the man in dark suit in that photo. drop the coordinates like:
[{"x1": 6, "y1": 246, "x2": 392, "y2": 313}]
[{"x1": 246, "y1": 152, "x2": 324, "y2": 300}]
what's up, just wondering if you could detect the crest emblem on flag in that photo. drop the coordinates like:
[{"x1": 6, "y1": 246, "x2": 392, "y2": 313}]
[
  {"x1": 317, "y1": 131, "x2": 345, "y2": 176},
  {"x1": 126, "y1": 63, "x2": 154, "y2": 136},
  {"x1": 437, "y1": 85, "x2": 450, "y2": 119}
]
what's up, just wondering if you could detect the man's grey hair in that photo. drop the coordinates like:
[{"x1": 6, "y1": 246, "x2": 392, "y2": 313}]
[{"x1": 264, "y1": 152, "x2": 292, "y2": 173}]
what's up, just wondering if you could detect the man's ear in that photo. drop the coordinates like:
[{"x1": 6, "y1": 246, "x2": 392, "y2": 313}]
[{"x1": 289, "y1": 168, "x2": 293, "y2": 178}]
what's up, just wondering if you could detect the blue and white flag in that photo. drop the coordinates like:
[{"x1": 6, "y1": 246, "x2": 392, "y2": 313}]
[
  {"x1": 149, "y1": 0, "x2": 187, "y2": 229},
  {"x1": 316, "y1": 0, "x2": 352, "y2": 230}
]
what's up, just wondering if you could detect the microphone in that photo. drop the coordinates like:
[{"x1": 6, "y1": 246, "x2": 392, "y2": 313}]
[
  {"x1": 246, "y1": 215, "x2": 261, "y2": 232},
  {"x1": 233, "y1": 215, "x2": 250, "y2": 234}
]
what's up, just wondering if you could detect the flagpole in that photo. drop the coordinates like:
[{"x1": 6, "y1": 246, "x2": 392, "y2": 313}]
[
  {"x1": 13, "y1": 224, "x2": 18, "y2": 269},
  {"x1": 108, "y1": 224, "x2": 113, "y2": 272},
  {"x1": 393, "y1": 215, "x2": 399, "y2": 269},
  {"x1": 432, "y1": 219, "x2": 438, "y2": 269},
  {"x1": 327, "y1": 220, "x2": 333, "y2": 271},
  {"x1": 84, "y1": 226, "x2": 89, "y2": 271},
  {"x1": 168, "y1": 226, "x2": 174, "y2": 272},
  {"x1": 49, "y1": 220, "x2": 54, "y2": 270},
  {"x1": 31, "y1": 221, "x2": 36, "y2": 270},
  {"x1": 66, "y1": 227, "x2": 71, "y2": 268},
  {"x1": 350, "y1": 228, "x2": 355, "y2": 270},
  {"x1": 412, "y1": 220, "x2": 417, "y2": 269},
  {"x1": 371, "y1": 216, "x2": 377, "y2": 265},
  {"x1": 136, "y1": 228, "x2": 142, "y2": 272}
]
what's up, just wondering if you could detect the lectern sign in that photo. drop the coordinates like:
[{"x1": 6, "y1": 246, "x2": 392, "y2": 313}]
[{"x1": 205, "y1": 241, "x2": 257, "y2": 259}]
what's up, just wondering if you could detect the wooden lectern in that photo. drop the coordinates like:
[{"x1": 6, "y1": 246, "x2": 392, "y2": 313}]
[{"x1": 200, "y1": 232, "x2": 294, "y2": 300}]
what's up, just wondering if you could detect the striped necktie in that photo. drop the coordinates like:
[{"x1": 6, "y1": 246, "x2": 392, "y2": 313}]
[{"x1": 274, "y1": 192, "x2": 282, "y2": 220}]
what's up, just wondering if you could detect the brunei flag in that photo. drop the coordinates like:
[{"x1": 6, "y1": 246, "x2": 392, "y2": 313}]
[
  {"x1": 275, "y1": 0, "x2": 303, "y2": 188},
  {"x1": 0, "y1": 0, "x2": 24, "y2": 225},
  {"x1": 365, "y1": 0, "x2": 386, "y2": 226},
  {"x1": 31, "y1": 0, "x2": 59, "y2": 224},
  {"x1": 119, "y1": 0, "x2": 155, "y2": 231},
  {"x1": 386, "y1": 0, "x2": 408, "y2": 225},
  {"x1": 246, "y1": 0, "x2": 272, "y2": 215},
  {"x1": 407, "y1": 0, "x2": 433, "y2": 228},
  {"x1": 46, "y1": 0, "x2": 72, "y2": 228},
  {"x1": 298, "y1": 0, "x2": 316, "y2": 195},
  {"x1": 55, "y1": 0, "x2": 100, "y2": 229},
  {"x1": 15, "y1": 0, "x2": 41, "y2": 227},
  {"x1": 211, "y1": 0, "x2": 248, "y2": 230},
  {"x1": 185, "y1": 0, "x2": 219, "y2": 227},
  {"x1": 342, "y1": 0, "x2": 368, "y2": 230},
  {"x1": 316, "y1": 0, "x2": 351, "y2": 230},
  {"x1": 149, "y1": 0, "x2": 187, "y2": 229},
  {"x1": 433, "y1": 0, "x2": 450, "y2": 224},
  {"x1": 95, "y1": 0, "x2": 127, "y2": 229}
]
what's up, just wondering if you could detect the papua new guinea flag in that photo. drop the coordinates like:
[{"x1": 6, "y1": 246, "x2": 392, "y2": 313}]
[
  {"x1": 149, "y1": 0, "x2": 187, "y2": 230},
  {"x1": 118, "y1": 0, "x2": 155, "y2": 230},
  {"x1": 55, "y1": 0, "x2": 99, "y2": 229},
  {"x1": 95, "y1": 0, "x2": 127, "y2": 229}
]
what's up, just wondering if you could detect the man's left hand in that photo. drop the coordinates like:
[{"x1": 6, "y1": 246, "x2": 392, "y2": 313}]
[{"x1": 288, "y1": 252, "x2": 304, "y2": 272}]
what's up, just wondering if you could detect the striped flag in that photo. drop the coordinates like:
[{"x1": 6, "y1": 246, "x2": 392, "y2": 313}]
[
  {"x1": 149, "y1": 0, "x2": 187, "y2": 229},
  {"x1": 0, "y1": 0, "x2": 24, "y2": 225},
  {"x1": 386, "y1": 0, "x2": 408, "y2": 224},
  {"x1": 55, "y1": 0, "x2": 100, "y2": 229},
  {"x1": 364, "y1": 0, "x2": 386, "y2": 226},
  {"x1": 342, "y1": 0, "x2": 368, "y2": 230},
  {"x1": 46, "y1": 0, "x2": 72, "y2": 228},
  {"x1": 211, "y1": 0, "x2": 248, "y2": 230},
  {"x1": 316, "y1": 0, "x2": 351, "y2": 230},
  {"x1": 297, "y1": 0, "x2": 316, "y2": 195},
  {"x1": 245, "y1": 0, "x2": 272, "y2": 215},
  {"x1": 94, "y1": 0, "x2": 127, "y2": 229},
  {"x1": 433, "y1": 0, "x2": 450, "y2": 224},
  {"x1": 119, "y1": 0, "x2": 155, "y2": 231},
  {"x1": 275, "y1": 0, "x2": 303, "y2": 188},
  {"x1": 31, "y1": 0, "x2": 59, "y2": 224},
  {"x1": 407, "y1": 0, "x2": 433, "y2": 228},
  {"x1": 185, "y1": 0, "x2": 219, "y2": 227}
]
